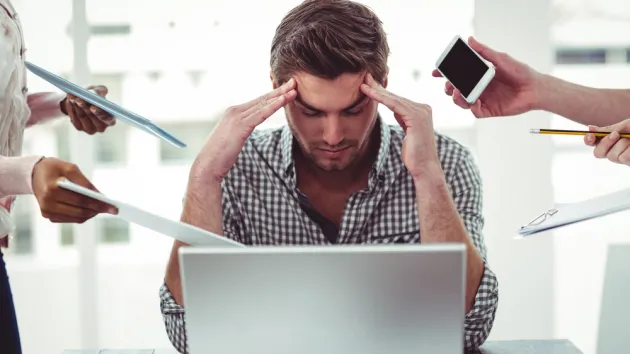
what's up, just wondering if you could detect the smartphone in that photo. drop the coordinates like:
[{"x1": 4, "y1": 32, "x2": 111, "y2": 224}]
[{"x1": 435, "y1": 35, "x2": 495, "y2": 104}]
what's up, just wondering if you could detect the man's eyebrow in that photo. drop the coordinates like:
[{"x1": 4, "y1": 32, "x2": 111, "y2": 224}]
[{"x1": 295, "y1": 93, "x2": 368, "y2": 112}]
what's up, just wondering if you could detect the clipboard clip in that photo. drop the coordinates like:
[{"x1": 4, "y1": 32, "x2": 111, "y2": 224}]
[{"x1": 521, "y1": 208, "x2": 558, "y2": 228}]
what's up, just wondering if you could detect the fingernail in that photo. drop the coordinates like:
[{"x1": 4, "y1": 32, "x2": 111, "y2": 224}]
[
  {"x1": 610, "y1": 131, "x2": 619, "y2": 140},
  {"x1": 108, "y1": 207, "x2": 118, "y2": 214}
]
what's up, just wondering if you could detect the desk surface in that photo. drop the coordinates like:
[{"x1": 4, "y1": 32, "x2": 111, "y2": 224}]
[
  {"x1": 468, "y1": 340, "x2": 583, "y2": 353},
  {"x1": 64, "y1": 339, "x2": 583, "y2": 354}
]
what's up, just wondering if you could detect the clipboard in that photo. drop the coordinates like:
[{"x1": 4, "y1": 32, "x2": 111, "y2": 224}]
[
  {"x1": 518, "y1": 187, "x2": 630, "y2": 236},
  {"x1": 56, "y1": 179, "x2": 244, "y2": 248},
  {"x1": 25, "y1": 61, "x2": 187, "y2": 148}
]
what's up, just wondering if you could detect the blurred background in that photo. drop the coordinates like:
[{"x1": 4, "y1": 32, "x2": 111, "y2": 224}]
[{"x1": 4, "y1": 0, "x2": 630, "y2": 353}]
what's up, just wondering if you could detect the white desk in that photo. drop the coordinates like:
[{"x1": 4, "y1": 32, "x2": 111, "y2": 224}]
[{"x1": 63, "y1": 340, "x2": 583, "y2": 354}]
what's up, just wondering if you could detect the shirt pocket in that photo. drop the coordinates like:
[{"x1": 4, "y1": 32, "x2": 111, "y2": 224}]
[{"x1": 367, "y1": 230, "x2": 420, "y2": 244}]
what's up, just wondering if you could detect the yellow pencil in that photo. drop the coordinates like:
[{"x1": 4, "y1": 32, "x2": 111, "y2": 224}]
[{"x1": 530, "y1": 128, "x2": 630, "y2": 139}]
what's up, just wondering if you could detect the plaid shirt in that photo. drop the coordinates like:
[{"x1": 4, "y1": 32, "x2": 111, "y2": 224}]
[{"x1": 159, "y1": 117, "x2": 499, "y2": 353}]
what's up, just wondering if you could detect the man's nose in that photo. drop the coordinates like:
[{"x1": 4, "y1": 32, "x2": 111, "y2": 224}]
[{"x1": 322, "y1": 116, "x2": 344, "y2": 146}]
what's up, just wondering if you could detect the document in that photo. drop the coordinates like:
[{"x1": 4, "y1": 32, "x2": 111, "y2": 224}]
[
  {"x1": 518, "y1": 187, "x2": 630, "y2": 236},
  {"x1": 25, "y1": 61, "x2": 187, "y2": 148},
  {"x1": 57, "y1": 179, "x2": 244, "y2": 248}
]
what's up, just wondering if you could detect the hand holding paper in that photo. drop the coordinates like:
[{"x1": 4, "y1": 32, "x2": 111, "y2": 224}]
[{"x1": 56, "y1": 179, "x2": 244, "y2": 248}]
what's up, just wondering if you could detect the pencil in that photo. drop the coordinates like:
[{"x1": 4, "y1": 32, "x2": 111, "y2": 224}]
[{"x1": 530, "y1": 128, "x2": 630, "y2": 139}]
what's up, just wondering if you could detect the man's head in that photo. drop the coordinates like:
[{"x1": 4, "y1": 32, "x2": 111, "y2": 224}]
[{"x1": 270, "y1": 0, "x2": 390, "y2": 171}]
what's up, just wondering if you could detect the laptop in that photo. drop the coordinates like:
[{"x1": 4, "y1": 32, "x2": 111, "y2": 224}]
[
  {"x1": 179, "y1": 244, "x2": 466, "y2": 354},
  {"x1": 596, "y1": 243, "x2": 630, "y2": 354}
]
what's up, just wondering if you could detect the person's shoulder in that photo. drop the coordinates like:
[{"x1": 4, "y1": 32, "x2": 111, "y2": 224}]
[
  {"x1": 225, "y1": 125, "x2": 285, "y2": 176},
  {"x1": 241, "y1": 126, "x2": 284, "y2": 155}
]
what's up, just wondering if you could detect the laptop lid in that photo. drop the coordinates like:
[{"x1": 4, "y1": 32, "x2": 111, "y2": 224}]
[
  {"x1": 596, "y1": 243, "x2": 630, "y2": 354},
  {"x1": 179, "y1": 244, "x2": 466, "y2": 354}
]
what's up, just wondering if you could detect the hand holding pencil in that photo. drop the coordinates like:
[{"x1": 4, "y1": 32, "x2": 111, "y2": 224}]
[
  {"x1": 531, "y1": 118, "x2": 630, "y2": 166},
  {"x1": 584, "y1": 119, "x2": 630, "y2": 165}
]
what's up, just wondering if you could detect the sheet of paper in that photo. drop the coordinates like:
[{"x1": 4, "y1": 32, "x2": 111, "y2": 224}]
[
  {"x1": 57, "y1": 179, "x2": 244, "y2": 248},
  {"x1": 25, "y1": 61, "x2": 186, "y2": 148},
  {"x1": 518, "y1": 187, "x2": 630, "y2": 236}
]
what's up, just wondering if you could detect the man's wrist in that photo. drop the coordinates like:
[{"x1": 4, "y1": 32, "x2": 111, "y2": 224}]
[
  {"x1": 532, "y1": 73, "x2": 562, "y2": 113},
  {"x1": 411, "y1": 160, "x2": 446, "y2": 187}
]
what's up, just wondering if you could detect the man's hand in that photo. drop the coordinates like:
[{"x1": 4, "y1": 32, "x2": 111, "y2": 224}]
[
  {"x1": 62, "y1": 85, "x2": 116, "y2": 135},
  {"x1": 32, "y1": 157, "x2": 117, "y2": 223},
  {"x1": 360, "y1": 73, "x2": 440, "y2": 179},
  {"x1": 585, "y1": 119, "x2": 630, "y2": 165},
  {"x1": 432, "y1": 36, "x2": 542, "y2": 118},
  {"x1": 192, "y1": 78, "x2": 297, "y2": 181}
]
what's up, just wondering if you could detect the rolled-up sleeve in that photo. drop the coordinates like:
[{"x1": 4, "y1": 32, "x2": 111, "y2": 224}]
[
  {"x1": 450, "y1": 149, "x2": 499, "y2": 350},
  {"x1": 159, "y1": 283, "x2": 188, "y2": 354}
]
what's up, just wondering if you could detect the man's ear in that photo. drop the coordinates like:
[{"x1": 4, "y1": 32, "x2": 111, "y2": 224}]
[{"x1": 270, "y1": 71, "x2": 278, "y2": 89}]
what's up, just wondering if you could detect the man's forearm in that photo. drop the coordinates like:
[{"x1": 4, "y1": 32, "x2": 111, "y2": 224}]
[
  {"x1": 536, "y1": 74, "x2": 630, "y2": 127},
  {"x1": 164, "y1": 172, "x2": 223, "y2": 306},
  {"x1": 413, "y1": 165, "x2": 485, "y2": 312}
]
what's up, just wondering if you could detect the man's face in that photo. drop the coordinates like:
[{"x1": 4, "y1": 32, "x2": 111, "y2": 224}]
[{"x1": 276, "y1": 72, "x2": 382, "y2": 172}]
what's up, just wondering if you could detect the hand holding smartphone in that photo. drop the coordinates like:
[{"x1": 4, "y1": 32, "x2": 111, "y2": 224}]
[{"x1": 435, "y1": 35, "x2": 495, "y2": 104}]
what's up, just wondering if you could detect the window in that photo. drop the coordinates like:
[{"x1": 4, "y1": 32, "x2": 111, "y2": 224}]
[
  {"x1": 60, "y1": 223, "x2": 75, "y2": 246},
  {"x1": 556, "y1": 48, "x2": 607, "y2": 64},
  {"x1": 159, "y1": 120, "x2": 219, "y2": 163},
  {"x1": 99, "y1": 217, "x2": 130, "y2": 244},
  {"x1": 91, "y1": 74, "x2": 128, "y2": 165},
  {"x1": 11, "y1": 197, "x2": 34, "y2": 255},
  {"x1": 90, "y1": 24, "x2": 131, "y2": 36},
  {"x1": 95, "y1": 124, "x2": 128, "y2": 165},
  {"x1": 55, "y1": 121, "x2": 72, "y2": 162},
  {"x1": 551, "y1": 2, "x2": 630, "y2": 352}
]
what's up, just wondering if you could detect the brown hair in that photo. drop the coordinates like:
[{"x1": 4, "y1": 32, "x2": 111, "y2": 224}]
[{"x1": 270, "y1": 0, "x2": 389, "y2": 86}]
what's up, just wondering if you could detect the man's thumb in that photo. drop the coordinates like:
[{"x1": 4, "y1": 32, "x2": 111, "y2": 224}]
[
  {"x1": 87, "y1": 85, "x2": 108, "y2": 97},
  {"x1": 468, "y1": 36, "x2": 500, "y2": 63}
]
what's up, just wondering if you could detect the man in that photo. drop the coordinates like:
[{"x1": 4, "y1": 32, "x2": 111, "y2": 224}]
[
  {"x1": 433, "y1": 36, "x2": 630, "y2": 165},
  {"x1": 160, "y1": 1, "x2": 499, "y2": 353}
]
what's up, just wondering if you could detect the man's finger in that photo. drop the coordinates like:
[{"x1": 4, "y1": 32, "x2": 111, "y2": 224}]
[
  {"x1": 44, "y1": 201, "x2": 98, "y2": 220},
  {"x1": 445, "y1": 82, "x2": 454, "y2": 96},
  {"x1": 91, "y1": 106, "x2": 116, "y2": 126},
  {"x1": 89, "y1": 116, "x2": 108, "y2": 133},
  {"x1": 619, "y1": 146, "x2": 630, "y2": 165},
  {"x1": 593, "y1": 131, "x2": 620, "y2": 159},
  {"x1": 468, "y1": 36, "x2": 500, "y2": 63},
  {"x1": 606, "y1": 138, "x2": 630, "y2": 163},
  {"x1": 241, "y1": 78, "x2": 296, "y2": 112},
  {"x1": 64, "y1": 170, "x2": 118, "y2": 214},
  {"x1": 67, "y1": 101, "x2": 84, "y2": 131},
  {"x1": 452, "y1": 89, "x2": 472, "y2": 110},
  {"x1": 361, "y1": 73, "x2": 410, "y2": 115},
  {"x1": 244, "y1": 89, "x2": 297, "y2": 126},
  {"x1": 432, "y1": 69, "x2": 442, "y2": 78},
  {"x1": 470, "y1": 99, "x2": 484, "y2": 118}
]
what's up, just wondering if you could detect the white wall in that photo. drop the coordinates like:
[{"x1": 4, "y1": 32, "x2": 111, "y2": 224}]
[{"x1": 474, "y1": 0, "x2": 555, "y2": 341}]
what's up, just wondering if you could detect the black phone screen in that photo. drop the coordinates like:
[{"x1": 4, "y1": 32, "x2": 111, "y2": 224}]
[{"x1": 437, "y1": 38, "x2": 489, "y2": 98}]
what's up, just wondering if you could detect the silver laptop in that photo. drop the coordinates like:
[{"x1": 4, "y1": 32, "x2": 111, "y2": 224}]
[
  {"x1": 179, "y1": 244, "x2": 466, "y2": 354},
  {"x1": 596, "y1": 243, "x2": 630, "y2": 354}
]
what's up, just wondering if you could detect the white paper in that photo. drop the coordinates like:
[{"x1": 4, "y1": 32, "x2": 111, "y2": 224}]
[
  {"x1": 518, "y1": 188, "x2": 630, "y2": 236},
  {"x1": 57, "y1": 179, "x2": 244, "y2": 248}
]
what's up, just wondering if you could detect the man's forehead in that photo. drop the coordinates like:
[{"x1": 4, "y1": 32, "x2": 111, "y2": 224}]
[{"x1": 293, "y1": 72, "x2": 367, "y2": 109}]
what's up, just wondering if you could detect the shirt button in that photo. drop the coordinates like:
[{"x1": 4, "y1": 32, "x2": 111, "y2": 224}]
[
  {"x1": 13, "y1": 13, "x2": 18, "y2": 20},
  {"x1": 22, "y1": 87, "x2": 28, "y2": 94}
]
